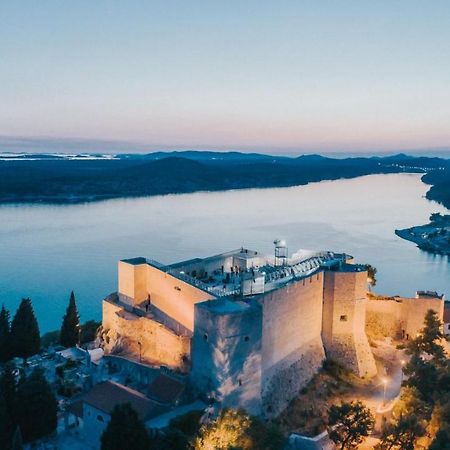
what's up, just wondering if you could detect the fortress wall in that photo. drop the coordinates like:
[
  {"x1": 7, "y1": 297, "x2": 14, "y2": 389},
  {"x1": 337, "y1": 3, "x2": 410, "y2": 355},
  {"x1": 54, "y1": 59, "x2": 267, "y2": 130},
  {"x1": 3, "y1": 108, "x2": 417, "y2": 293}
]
[
  {"x1": 145, "y1": 265, "x2": 213, "y2": 332},
  {"x1": 322, "y1": 270, "x2": 377, "y2": 378},
  {"x1": 260, "y1": 273, "x2": 326, "y2": 417},
  {"x1": 118, "y1": 261, "x2": 147, "y2": 303},
  {"x1": 402, "y1": 297, "x2": 444, "y2": 337},
  {"x1": 102, "y1": 300, "x2": 190, "y2": 370},
  {"x1": 366, "y1": 296, "x2": 444, "y2": 340},
  {"x1": 191, "y1": 302, "x2": 263, "y2": 415},
  {"x1": 365, "y1": 299, "x2": 404, "y2": 339},
  {"x1": 118, "y1": 261, "x2": 213, "y2": 331}
]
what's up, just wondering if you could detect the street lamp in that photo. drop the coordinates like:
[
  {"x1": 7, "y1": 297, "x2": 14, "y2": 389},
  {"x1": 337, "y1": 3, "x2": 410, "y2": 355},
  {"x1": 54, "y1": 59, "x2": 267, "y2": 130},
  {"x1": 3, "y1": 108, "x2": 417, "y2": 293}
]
[{"x1": 382, "y1": 378, "x2": 388, "y2": 406}]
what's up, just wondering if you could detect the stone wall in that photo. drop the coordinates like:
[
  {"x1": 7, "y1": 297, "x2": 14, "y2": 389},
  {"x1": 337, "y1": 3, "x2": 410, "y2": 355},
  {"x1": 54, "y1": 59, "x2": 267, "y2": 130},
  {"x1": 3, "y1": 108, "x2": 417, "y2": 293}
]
[
  {"x1": 366, "y1": 296, "x2": 444, "y2": 340},
  {"x1": 102, "y1": 300, "x2": 190, "y2": 371},
  {"x1": 260, "y1": 273, "x2": 326, "y2": 417},
  {"x1": 118, "y1": 260, "x2": 213, "y2": 331},
  {"x1": 261, "y1": 336, "x2": 325, "y2": 417},
  {"x1": 191, "y1": 300, "x2": 263, "y2": 415},
  {"x1": 322, "y1": 269, "x2": 377, "y2": 378}
]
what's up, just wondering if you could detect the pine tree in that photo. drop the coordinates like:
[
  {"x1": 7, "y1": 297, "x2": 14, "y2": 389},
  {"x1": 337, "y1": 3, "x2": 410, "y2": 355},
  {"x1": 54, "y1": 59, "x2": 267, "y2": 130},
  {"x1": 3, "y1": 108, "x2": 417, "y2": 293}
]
[
  {"x1": 60, "y1": 291, "x2": 80, "y2": 348},
  {"x1": 14, "y1": 368, "x2": 57, "y2": 442},
  {"x1": 0, "y1": 392, "x2": 14, "y2": 450},
  {"x1": 0, "y1": 361, "x2": 17, "y2": 414},
  {"x1": 101, "y1": 403, "x2": 151, "y2": 450},
  {"x1": 328, "y1": 401, "x2": 375, "y2": 450},
  {"x1": 11, "y1": 426, "x2": 23, "y2": 450},
  {"x1": 0, "y1": 305, "x2": 11, "y2": 363},
  {"x1": 10, "y1": 298, "x2": 40, "y2": 360}
]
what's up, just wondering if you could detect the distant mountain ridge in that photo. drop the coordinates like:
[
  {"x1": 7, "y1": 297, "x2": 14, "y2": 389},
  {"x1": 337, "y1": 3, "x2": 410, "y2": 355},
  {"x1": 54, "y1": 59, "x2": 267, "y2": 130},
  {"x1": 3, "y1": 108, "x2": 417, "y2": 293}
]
[{"x1": 0, "y1": 151, "x2": 449, "y2": 206}]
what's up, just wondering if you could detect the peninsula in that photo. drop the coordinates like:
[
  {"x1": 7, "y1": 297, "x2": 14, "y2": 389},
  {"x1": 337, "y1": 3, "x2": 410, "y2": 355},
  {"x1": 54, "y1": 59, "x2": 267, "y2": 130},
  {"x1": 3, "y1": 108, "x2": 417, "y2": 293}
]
[{"x1": 396, "y1": 213, "x2": 450, "y2": 255}]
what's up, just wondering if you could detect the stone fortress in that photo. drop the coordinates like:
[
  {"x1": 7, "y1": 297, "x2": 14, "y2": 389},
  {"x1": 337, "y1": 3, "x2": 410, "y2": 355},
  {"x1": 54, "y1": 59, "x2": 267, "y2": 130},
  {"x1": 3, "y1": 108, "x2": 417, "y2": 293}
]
[{"x1": 102, "y1": 241, "x2": 444, "y2": 417}]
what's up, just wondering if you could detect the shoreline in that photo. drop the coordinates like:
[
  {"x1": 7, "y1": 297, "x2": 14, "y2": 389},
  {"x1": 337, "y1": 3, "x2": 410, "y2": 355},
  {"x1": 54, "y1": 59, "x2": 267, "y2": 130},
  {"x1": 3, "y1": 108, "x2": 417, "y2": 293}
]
[{"x1": 395, "y1": 214, "x2": 450, "y2": 255}]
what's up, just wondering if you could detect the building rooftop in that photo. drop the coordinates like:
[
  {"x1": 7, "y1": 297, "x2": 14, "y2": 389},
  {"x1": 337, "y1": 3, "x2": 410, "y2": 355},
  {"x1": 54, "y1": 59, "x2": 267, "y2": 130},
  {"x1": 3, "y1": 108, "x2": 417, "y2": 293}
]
[
  {"x1": 120, "y1": 245, "x2": 355, "y2": 300},
  {"x1": 148, "y1": 374, "x2": 185, "y2": 404},
  {"x1": 166, "y1": 248, "x2": 352, "y2": 299},
  {"x1": 82, "y1": 380, "x2": 165, "y2": 421}
]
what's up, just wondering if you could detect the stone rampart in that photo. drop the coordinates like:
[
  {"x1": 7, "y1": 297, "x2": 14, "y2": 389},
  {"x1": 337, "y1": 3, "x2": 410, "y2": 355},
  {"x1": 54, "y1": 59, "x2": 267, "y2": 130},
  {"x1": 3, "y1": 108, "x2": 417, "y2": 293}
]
[
  {"x1": 322, "y1": 270, "x2": 377, "y2": 378},
  {"x1": 260, "y1": 274, "x2": 326, "y2": 416},
  {"x1": 366, "y1": 296, "x2": 444, "y2": 340},
  {"x1": 102, "y1": 299, "x2": 190, "y2": 371}
]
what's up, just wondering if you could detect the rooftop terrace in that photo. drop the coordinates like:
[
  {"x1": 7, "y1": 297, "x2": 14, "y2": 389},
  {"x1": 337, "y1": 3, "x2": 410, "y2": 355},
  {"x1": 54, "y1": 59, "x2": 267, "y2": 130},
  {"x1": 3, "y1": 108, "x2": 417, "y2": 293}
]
[{"x1": 123, "y1": 247, "x2": 354, "y2": 299}]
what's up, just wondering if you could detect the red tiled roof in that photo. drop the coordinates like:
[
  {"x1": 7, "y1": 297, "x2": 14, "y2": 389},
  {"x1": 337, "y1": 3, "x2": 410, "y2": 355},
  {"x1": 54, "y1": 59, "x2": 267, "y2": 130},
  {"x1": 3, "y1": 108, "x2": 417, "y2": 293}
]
[
  {"x1": 83, "y1": 381, "x2": 165, "y2": 420},
  {"x1": 148, "y1": 374, "x2": 185, "y2": 404}
]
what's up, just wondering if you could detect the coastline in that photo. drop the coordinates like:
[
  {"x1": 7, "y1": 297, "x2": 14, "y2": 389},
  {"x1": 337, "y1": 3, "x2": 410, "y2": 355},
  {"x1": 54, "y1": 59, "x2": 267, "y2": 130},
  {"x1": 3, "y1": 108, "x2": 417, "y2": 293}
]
[{"x1": 395, "y1": 214, "x2": 450, "y2": 255}]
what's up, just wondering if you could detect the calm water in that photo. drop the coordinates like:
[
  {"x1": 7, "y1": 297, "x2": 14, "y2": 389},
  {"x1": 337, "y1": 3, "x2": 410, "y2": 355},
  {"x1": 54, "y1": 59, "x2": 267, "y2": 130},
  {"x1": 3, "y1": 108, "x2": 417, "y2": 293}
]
[{"x1": 1, "y1": 173, "x2": 449, "y2": 333}]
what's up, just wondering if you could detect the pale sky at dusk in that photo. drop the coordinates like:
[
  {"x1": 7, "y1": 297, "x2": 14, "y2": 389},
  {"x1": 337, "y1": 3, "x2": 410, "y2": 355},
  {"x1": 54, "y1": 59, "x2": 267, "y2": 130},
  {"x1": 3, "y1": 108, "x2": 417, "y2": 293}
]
[{"x1": 1, "y1": 1, "x2": 450, "y2": 154}]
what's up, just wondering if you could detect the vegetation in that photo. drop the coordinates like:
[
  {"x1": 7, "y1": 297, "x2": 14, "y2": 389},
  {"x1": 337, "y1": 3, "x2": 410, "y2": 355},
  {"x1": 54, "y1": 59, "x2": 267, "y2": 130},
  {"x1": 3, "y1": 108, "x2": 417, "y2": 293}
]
[
  {"x1": 364, "y1": 264, "x2": 377, "y2": 286},
  {"x1": 275, "y1": 359, "x2": 360, "y2": 437},
  {"x1": 376, "y1": 309, "x2": 450, "y2": 449},
  {"x1": 14, "y1": 368, "x2": 57, "y2": 442},
  {"x1": 11, "y1": 427, "x2": 23, "y2": 450},
  {"x1": 10, "y1": 298, "x2": 40, "y2": 360},
  {"x1": 327, "y1": 401, "x2": 374, "y2": 450},
  {"x1": 60, "y1": 291, "x2": 80, "y2": 347},
  {"x1": 101, "y1": 403, "x2": 151, "y2": 450},
  {"x1": 2, "y1": 153, "x2": 444, "y2": 204},
  {"x1": 0, "y1": 364, "x2": 57, "y2": 446},
  {"x1": 40, "y1": 329, "x2": 60, "y2": 347},
  {"x1": 42, "y1": 319, "x2": 101, "y2": 348},
  {"x1": 0, "y1": 391, "x2": 14, "y2": 450},
  {"x1": 80, "y1": 320, "x2": 101, "y2": 344},
  {"x1": 194, "y1": 408, "x2": 283, "y2": 450},
  {"x1": 149, "y1": 409, "x2": 204, "y2": 449},
  {"x1": 0, "y1": 305, "x2": 11, "y2": 363},
  {"x1": 376, "y1": 413, "x2": 425, "y2": 450}
]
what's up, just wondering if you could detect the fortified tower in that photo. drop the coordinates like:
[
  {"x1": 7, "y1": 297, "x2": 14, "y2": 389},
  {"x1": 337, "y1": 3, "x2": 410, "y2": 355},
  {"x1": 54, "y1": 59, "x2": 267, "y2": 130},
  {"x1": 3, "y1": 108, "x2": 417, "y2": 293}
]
[{"x1": 322, "y1": 264, "x2": 377, "y2": 378}]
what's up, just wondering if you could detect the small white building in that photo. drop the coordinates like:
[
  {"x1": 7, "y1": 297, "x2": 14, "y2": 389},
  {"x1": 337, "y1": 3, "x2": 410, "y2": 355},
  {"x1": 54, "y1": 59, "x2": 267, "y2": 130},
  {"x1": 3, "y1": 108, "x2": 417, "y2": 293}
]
[{"x1": 77, "y1": 381, "x2": 165, "y2": 449}]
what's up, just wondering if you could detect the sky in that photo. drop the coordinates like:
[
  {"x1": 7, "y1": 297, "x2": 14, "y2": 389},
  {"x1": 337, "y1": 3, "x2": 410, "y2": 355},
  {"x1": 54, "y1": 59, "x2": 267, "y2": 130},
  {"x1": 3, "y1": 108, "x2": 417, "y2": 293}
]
[{"x1": 1, "y1": 1, "x2": 450, "y2": 154}]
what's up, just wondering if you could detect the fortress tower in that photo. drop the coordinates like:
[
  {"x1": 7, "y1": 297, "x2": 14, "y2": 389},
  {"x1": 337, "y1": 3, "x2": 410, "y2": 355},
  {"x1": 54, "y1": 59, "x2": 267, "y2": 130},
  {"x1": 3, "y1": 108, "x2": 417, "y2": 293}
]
[{"x1": 322, "y1": 265, "x2": 377, "y2": 378}]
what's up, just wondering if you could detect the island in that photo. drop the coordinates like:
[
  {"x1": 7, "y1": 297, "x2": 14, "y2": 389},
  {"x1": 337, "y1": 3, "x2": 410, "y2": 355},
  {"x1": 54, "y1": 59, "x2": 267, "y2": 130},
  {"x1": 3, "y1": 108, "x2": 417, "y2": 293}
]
[{"x1": 396, "y1": 213, "x2": 450, "y2": 255}]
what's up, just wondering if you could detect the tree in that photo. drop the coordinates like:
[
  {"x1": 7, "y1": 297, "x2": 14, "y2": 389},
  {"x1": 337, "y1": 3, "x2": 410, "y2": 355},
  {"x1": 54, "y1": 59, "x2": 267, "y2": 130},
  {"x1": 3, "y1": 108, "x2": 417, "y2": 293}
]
[
  {"x1": 80, "y1": 320, "x2": 101, "y2": 345},
  {"x1": 404, "y1": 309, "x2": 447, "y2": 398},
  {"x1": 429, "y1": 429, "x2": 450, "y2": 450},
  {"x1": 376, "y1": 413, "x2": 425, "y2": 450},
  {"x1": 0, "y1": 362, "x2": 17, "y2": 414},
  {"x1": 327, "y1": 401, "x2": 374, "y2": 450},
  {"x1": 248, "y1": 416, "x2": 284, "y2": 450},
  {"x1": 11, "y1": 427, "x2": 23, "y2": 450},
  {"x1": 194, "y1": 409, "x2": 252, "y2": 450},
  {"x1": 408, "y1": 310, "x2": 446, "y2": 363},
  {"x1": 101, "y1": 403, "x2": 151, "y2": 450},
  {"x1": 0, "y1": 305, "x2": 11, "y2": 363},
  {"x1": 14, "y1": 368, "x2": 57, "y2": 442},
  {"x1": 10, "y1": 299, "x2": 40, "y2": 360},
  {"x1": 60, "y1": 291, "x2": 80, "y2": 348},
  {"x1": 150, "y1": 428, "x2": 188, "y2": 450},
  {"x1": 0, "y1": 392, "x2": 14, "y2": 450},
  {"x1": 365, "y1": 264, "x2": 377, "y2": 286}
]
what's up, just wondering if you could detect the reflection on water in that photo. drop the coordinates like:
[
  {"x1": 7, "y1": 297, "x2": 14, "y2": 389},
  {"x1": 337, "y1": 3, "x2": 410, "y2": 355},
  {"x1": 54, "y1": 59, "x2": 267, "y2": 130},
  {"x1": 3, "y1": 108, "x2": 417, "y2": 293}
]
[{"x1": 0, "y1": 173, "x2": 448, "y2": 332}]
